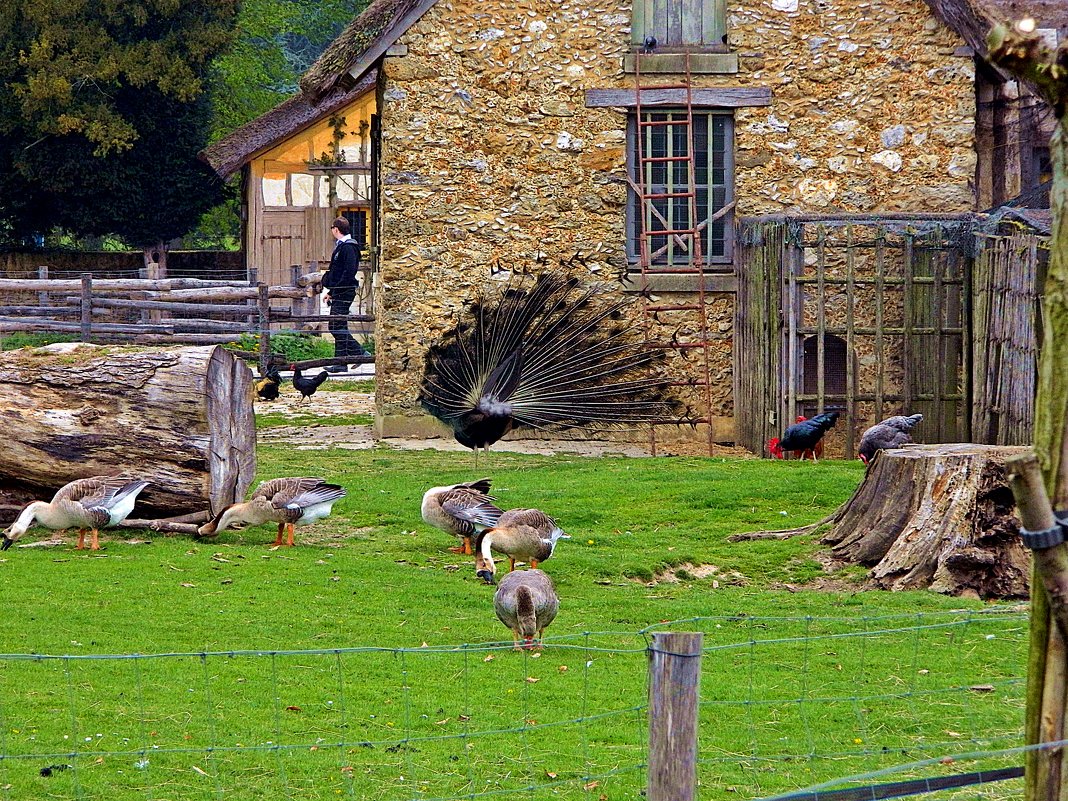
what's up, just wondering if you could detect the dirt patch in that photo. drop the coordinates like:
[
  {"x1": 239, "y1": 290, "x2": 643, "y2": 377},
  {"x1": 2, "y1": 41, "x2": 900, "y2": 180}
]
[{"x1": 636, "y1": 562, "x2": 749, "y2": 587}]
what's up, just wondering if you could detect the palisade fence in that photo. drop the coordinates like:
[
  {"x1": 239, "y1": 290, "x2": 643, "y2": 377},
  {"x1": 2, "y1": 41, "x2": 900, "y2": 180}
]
[
  {"x1": 0, "y1": 261, "x2": 375, "y2": 370},
  {"x1": 0, "y1": 610, "x2": 1029, "y2": 801}
]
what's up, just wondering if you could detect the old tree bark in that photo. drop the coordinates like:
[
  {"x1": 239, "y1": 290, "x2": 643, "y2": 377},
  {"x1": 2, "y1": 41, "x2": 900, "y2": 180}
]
[
  {"x1": 821, "y1": 444, "x2": 1031, "y2": 598},
  {"x1": 0, "y1": 344, "x2": 255, "y2": 519}
]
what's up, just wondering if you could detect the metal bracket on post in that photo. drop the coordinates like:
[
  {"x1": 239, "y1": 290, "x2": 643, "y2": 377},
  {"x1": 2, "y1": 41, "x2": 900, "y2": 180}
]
[{"x1": 1020, "y1": 511, "x2": 1068, "y2": 550}]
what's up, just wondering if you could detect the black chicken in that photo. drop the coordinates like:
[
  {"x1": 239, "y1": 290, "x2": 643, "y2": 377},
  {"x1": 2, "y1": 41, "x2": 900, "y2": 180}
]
[
  {"x1": 774, "y1": 411, "x2": 839, "y2": 461},
  {"x1": 290, "y1": 363, "x2": 329, "y2": 404},
  {"x1": 418, "y1": 272, "x2": 679, "y2": 452},
  {"x1": 254, "y1": 367, "x2": 283, "y2": 401},
  {"x1": 858, "y1": 413, "x2": 923, "y2": 465}
]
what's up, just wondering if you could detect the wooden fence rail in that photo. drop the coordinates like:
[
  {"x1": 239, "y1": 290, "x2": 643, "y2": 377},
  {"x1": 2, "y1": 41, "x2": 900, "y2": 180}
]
[{"x1": 0, "y1": 268, "x2": 374, "y2": 373}]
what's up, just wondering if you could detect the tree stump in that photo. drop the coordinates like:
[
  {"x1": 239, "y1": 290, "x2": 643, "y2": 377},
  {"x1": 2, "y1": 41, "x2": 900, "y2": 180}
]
[
  {"x1": 821, "y1": 444, "x2": 1031, "y2": 598},
  {"x1": 0, "y1": 344, "x2": 255, "y2": 518}
]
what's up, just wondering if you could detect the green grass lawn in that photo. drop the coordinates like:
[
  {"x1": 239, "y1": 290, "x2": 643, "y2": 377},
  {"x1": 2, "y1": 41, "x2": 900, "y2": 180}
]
[{"x1": 0, "y1": 447, "x2": 1028, "y2": 800}]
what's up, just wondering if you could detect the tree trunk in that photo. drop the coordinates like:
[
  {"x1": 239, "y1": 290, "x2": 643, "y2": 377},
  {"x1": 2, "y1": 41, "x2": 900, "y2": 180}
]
[
  {"x1": 821, "y1": 444, "x2": 1032, "y2": 598},
  {"x1": 0, "y1": 344, "x2": 255, "y2": 518}
]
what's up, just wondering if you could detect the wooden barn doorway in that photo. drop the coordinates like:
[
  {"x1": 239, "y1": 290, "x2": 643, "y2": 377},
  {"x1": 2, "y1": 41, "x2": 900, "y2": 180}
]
[{"x1": 735, "y1": 215, "x2": 973, "y2": 458}]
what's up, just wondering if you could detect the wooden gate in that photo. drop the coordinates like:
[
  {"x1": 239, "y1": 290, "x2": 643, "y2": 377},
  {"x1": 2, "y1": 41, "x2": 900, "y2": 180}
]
[{"x1": 736, "y1": 215, "x2": 973, "y2": 458}]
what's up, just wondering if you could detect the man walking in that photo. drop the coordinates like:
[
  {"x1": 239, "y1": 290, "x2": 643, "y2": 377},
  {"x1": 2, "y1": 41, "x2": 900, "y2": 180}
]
[{"x1": 322, "y1": 216, "x2": 367, "y2": 370}]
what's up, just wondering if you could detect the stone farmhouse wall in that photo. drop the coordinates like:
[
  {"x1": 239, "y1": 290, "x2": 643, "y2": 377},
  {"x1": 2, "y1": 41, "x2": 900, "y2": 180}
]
[{"x1": 373, "y1": 0, "x2": 973, "y2": 442}]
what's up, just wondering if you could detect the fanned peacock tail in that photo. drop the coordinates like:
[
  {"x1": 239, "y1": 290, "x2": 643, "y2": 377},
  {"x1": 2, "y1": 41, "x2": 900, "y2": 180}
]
[{"x1": 419, "y1": 272, "x2": 681, "y2": 449}]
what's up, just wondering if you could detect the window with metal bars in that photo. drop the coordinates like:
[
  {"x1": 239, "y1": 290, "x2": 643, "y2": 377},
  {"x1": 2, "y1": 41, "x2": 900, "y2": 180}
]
[{"x1": 627, "y1": 109, "x2": 734, "y2": 269}]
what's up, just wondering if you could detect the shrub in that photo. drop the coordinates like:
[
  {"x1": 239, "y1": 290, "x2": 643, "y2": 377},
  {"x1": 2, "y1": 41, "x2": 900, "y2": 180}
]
[
  {"x1": 225, "y1": 332, "x2": 334, "y2": 362},
  {"x1": 0, "y1": 333, "x2": 80, "y2": 351}
]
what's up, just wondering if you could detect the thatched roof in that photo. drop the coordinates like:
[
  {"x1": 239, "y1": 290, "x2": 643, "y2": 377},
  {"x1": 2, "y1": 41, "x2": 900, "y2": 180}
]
[
  {"x1": 200, "y1": 71, "x2": 377, "y2": 179},
  {"x1": 299, "y1": 0, "x2": 439, "y2": 99},
  {"x1": 923, "y1": 0, "x2": 1065, "y2": 58}
]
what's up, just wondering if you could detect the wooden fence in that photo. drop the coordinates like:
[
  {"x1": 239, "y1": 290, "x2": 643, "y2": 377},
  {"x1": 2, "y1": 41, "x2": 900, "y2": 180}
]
[
  {"x1": 0, "y1": 263, "x2": 375, "y2": 372},
  {"x1": 971, "y1": 228, "x2": 1048, "y2": 444},
  {"x1": 736, "y1": 214, "x2": 1049, "y2": 456}
]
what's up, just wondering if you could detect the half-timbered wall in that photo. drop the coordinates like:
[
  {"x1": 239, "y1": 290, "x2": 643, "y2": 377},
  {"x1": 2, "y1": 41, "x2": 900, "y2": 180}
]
[{"x1": 247, "y1": 92, "x2": 377, "y2": 291}]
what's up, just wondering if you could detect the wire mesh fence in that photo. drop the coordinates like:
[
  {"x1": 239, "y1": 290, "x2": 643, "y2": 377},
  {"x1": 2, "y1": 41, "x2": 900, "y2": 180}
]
[{"x1": 0, "y1": 608, "x2": 1028, "y2": 800}]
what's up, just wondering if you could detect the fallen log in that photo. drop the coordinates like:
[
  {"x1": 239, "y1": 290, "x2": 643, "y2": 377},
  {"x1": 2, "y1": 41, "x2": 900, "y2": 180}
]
[{"x1": 0, "y1": 343, "x2": 255, "y2": 519}]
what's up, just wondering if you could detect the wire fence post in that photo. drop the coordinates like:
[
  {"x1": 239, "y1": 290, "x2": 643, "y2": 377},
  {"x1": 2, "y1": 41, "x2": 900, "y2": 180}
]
[
  {"x1": 647, "y1": 631, "x2": 702, "y2": 801},
  {"x1": 80, "y1": 273, "x2": 93, "y2": 342}
]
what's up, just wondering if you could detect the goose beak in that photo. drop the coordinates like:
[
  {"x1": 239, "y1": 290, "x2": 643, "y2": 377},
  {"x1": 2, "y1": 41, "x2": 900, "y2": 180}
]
[
  {"x1": 476, "y1": 569, "x2": 495, "y2": 585},
  {"x1": 1, "y1": 536, "x2": 12, "y2": 551}
]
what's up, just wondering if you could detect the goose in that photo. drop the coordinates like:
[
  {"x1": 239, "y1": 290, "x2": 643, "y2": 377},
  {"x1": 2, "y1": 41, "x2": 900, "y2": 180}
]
[
  {"x1": 474, "y1": 508, "x2": 570, "y2": 584},
  {"x1": 197, "y1": 477, "x2": 346, "y2": 546},
  {"x1": 421, "y1": 478, "x2": 504, "y2": 555},
  {"x1": 493, "y1": 569, "x2": 559, "y2": 650},
  {"x1": 2, "y1": 476, "x2": 150, "y2": 551}
]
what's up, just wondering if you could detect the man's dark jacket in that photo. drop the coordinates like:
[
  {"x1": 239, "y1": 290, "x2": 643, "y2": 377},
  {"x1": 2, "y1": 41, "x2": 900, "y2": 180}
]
[{"x1": 323, "y1": 239, "x2": 360, "y2": 304}]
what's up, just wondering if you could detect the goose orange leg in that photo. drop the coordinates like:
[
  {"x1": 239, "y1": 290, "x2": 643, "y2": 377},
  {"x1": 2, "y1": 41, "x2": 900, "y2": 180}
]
[
  {"x1": 90, "y1": 528, "x2": 100, "y2": 551},
  {"x1": 273, "y1": 523, "x2": 285, "y2": 546},
  {"x1": 530, "y1": 559, "x2": 539, "y2": 569},
  {"x1": 508, "y1": 557, "x2": 516, "y2": 572},
  {"x1": 286, "y1": 523, "x2": 295, "y2": 547},
  {"x1": 76, "y1": 528, "x2": 88, "y2": 550}
]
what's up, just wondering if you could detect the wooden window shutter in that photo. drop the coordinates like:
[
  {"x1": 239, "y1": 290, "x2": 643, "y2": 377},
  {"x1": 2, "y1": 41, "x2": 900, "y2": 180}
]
[{"x1": 632, "y1": 0, "x2": 726, "y2": 48}]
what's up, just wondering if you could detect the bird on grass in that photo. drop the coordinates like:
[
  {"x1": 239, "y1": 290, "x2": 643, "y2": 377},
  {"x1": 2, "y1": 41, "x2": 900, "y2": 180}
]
[
  {"x1": 859, "y1": 414, "x2": 923, "y2": 466},
  {"x1": 196, "y1": 477, "x2": 346, "y2": 547},
  {"x1": 2, "y1": 476, "x2": 150, "y2": 551},
  {"x1": 419, "y1": 272, "x2": 679, "y2": 454},
  {"x1": 474, "y1": 508, "x2": 570, "y2": 585},
  {"x1": 493, "y1": 569, "x2": 559, "y2": 650},
  {"x1": 769, "y1": 412, "x2": 839, "y2": 461},
  {"x1": 254, "y1": 367, "x2": 283, "y2": 401},
  {"x1": 421, "y1": 478, "x2": 504, "y2": 555},
  {"x1": 290, "y1": 363, "x2": 329, "y2": 404}
]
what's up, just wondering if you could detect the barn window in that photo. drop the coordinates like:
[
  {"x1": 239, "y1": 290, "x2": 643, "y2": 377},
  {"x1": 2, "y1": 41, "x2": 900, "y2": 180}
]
[
  {"x1": 627, "y1": 109, "x2": 734, "y2": 268},
  {"x1": 802, "y1": 334, "x2": 847, "y2": 401},
  {"x1": 290, "y1": 173, "x2": 314, "y2": 207},
  {"x1": 261, "y1": 173, "x2": 287, "y2": 206},
  {"x1": 632, "y1": 0, "x2": 726, "y2": 49}
]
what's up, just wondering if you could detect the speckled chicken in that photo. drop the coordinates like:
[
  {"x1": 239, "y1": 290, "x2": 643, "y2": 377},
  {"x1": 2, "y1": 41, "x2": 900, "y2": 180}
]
[
  {"x1": 493, "y1": 569, "x2": 559, "y2": 650},
  {"x1": 859, "y1": 414, "x2": 923, "y2": 465},
  {"x1": 421, "y1": 478, "x2": 504, "y2": 555},
  {"x1": 474, "y1": 508, "x2": 570, "y2": 584},
  {"x1": 2, "y1": 476, "x2": 150, "y2": 551}
]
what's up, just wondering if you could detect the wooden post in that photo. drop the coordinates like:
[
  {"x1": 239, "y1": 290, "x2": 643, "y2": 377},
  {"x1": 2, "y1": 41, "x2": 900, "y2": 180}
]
[
  {"x1": 257, "y1": 282, "x2": 271, "y2": 375},
  {"x1": 647, "y1": 632, "x2": 702, "y2": 801},
  {"x1": 37, "y1": 265, "x2": 48, "y2": 308},
  {"x1": 986, "y1": 23, "x2": 1068, "y2": 801},
  {"x1": 289, "y1": 265, "x2": 302, "y2": 322},
  {"x1": 80, "y1": 273, "x2": 92, "y2": 342}
]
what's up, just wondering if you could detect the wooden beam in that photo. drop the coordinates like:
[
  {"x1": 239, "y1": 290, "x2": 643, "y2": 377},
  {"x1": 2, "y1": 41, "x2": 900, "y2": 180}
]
[{"x1": 585, "y1": 87, "x2": 771, "y2": 108}]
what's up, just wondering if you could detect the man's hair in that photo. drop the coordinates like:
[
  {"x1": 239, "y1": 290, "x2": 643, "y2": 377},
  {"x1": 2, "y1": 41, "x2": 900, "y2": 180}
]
[{"x1": 332, "y1": 217, "x2": 350, "y2": 236}]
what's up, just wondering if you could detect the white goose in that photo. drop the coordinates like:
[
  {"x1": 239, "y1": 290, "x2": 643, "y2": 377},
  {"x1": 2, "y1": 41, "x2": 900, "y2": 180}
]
[
  {"x1": 421, "y1": 478, "x2": 504, "y2": 555},
  {"x1": 197, "y1": 477, "x2": 346, "y2": 546},
  {"x1": 493, "y1": 569, "x2": 559, "y2": 650},
  {"x1": 2, "y1": 476, "x2": 150, "y2": 551},
  {"x1": 475, "y1": 508, "x2": 570, "y2": 584}
]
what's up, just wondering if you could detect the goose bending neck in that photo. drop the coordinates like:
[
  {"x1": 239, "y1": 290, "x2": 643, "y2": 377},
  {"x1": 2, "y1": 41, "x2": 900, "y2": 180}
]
[{"x1": 11, "y1": 502, "x2": 47, "y2": 535}]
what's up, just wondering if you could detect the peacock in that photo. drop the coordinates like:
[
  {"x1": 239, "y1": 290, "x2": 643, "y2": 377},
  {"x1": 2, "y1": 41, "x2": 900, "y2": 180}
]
[{"x1": 418, "y1": 272, "x2": 679, "y2": 451}]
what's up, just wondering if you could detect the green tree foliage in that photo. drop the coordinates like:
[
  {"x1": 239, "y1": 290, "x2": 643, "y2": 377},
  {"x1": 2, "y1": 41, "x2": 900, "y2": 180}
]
[
  {"x1": 209, "y1": 0, "x2": 368, "y2": 140},
  {"x1": 0, "y1": 0, "x2": 239, "y2": 248}
]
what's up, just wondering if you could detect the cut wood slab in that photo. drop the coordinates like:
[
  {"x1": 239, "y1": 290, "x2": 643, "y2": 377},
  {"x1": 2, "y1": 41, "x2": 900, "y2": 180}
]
[
  {"x1": 821, "y1": 444, "x2": 1031, "y2": 598},
  {"x1": 0, "y1": 344, "x2": 255, "y2": 518}
]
